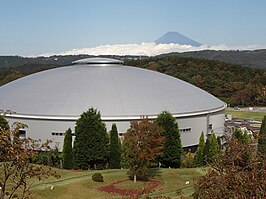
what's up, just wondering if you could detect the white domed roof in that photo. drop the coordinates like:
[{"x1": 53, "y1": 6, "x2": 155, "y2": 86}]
[
  {"x1": 0, "y1": 58, "x2": 225, "y2": 119},
  {"x1": 72, "y1": 57, "x2": 123, "y2": 65}
]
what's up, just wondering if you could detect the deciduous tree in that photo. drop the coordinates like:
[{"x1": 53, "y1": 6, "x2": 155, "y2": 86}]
[
  {"x1": 0, "y1": 122, "x2": 59, "y2": 199},
  {"x1": 123, "y1": 119, "x2": 164, "y2": 182},
  {"x1": 194, "y1": 137, "x2": 266, "y2": 199}
]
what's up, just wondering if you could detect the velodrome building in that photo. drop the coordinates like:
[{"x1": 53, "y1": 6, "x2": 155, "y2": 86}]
[{"x1": 0, "y1": 57, "x2": 226, "y2": 150}]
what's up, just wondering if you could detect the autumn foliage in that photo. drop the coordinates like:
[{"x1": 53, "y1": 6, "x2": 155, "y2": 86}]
[
  {"x1": 193, "y1": 137, "x2": 266, "y2": 198},
  {"x1": 123, "y1": 119, "x2": 165, "y2": 182},
  {"x1": 0, "y1": 122, "x2": 60, "y2": 199}
]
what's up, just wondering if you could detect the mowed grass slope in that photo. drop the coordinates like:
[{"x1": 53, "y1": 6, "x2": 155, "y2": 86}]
[
  {"x1": 30, "y1": 168, "x2": 204, "y2": 199},
  {"x1": 225, "y1": 109, "x2": 266, "y2": 121}
]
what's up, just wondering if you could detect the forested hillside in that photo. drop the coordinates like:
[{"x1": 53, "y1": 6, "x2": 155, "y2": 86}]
[
  {"x1": 0, "y1": 64, "x2": 58, "y2": 86},
  {"x1": 1, "y1": 49, "x2": 266, "y2": 70},
  {"x1": 0, "y1": 55, "x2": 265, "y2": 107},
  {"x1": 0, "y1": 55, "x2": 143, "y2": 69},
  {"x1": 125, "y1": 56, "x2": 266, "y2": 106},
  {"x1": 166, "y1": 49, "x2": 266, "y2": 70},
  {"x1": 0, "y1": 55, "x2": 91, "y2": 68}
]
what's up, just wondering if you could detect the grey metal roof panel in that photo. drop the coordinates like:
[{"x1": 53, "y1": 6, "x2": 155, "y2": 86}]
[
  {"x1": 0, "y1": 61, "x2": 225, "y2": 117},
  {"x1": 72, "y1": 57, "x2": 123, "y2": 65}
]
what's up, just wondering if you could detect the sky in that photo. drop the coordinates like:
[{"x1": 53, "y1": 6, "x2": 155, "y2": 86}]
[{"x1": 1, "y1": 0, "x2": 266, "y2": 56}]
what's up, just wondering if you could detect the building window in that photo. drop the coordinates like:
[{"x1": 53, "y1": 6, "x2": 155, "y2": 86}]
[
  {"x1": 208, "y1": 124, "x2": 213, "y2": 131},
  {"x1": 51, "y1": 132, "x2": 75, "y2": 136},
  {"x1": 179, "y1": 128, "x2": 192, "y2": 133},
  {"x1": 52, "y1": 132, "x2": 64, "y2": 136},
  {"x1": 19, "y1": 129, "x2": 26, "y2": 139}
]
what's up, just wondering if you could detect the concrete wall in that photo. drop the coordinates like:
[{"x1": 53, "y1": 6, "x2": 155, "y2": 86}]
[
  {"x1": 5, "y1": 110, "x2": 225, "y2": 151},
  {"x1": 177, "y1": 115, "x2": 207, "y2": 147},
  {"x1": 209, "y1": 110, "x2": 225, "y2": 136}
]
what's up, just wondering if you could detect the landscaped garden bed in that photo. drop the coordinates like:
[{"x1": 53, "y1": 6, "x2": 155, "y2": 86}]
[{"x1": 98, "y1": 178, "x2": 162, "y2": 197}]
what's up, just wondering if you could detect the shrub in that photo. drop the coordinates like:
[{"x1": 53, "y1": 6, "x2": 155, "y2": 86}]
[
  {"x1": 181, "y1": 151, "x2": 195, "y2": 168},
  {"x1": 92, "y1": 172, "x2": 104, "y2": 182}
]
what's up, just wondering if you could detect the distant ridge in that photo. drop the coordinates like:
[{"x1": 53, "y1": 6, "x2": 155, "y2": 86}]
[
  {"x1": 163, "y1": 49, "x2": 266, "y2": 70},
  {"x1": 1, "y1": 50, "x2": 266, "y2": 70},
  {"x1": 155, "y1": 31, "x2": 201, "y2": 47}
]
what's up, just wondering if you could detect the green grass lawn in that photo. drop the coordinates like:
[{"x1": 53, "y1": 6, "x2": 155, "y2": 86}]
[
  {"x1": 29, "y1": 168, "x2": 204, "y2": 199},
  {"x1": 225, "y1": 109, "x2": 266, "y2": 121}
]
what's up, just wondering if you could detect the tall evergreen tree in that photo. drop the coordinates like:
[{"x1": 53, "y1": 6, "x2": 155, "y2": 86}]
[
  {"x1": 194, "y1": 132, "x2": 205, "y2": 167},
  {"x1": 203, "y1": 133, "x2": 220, "y2": 165},
  {"x1": 243, "y1": 131, "x2": 250, "y2": 144},
  {"x1": 156, "y1": 111, "x2": 182, "y2": 168},
  {"x1": 62, "y1": 128, "x2": 73, "y2": 169},
  {"x1": 216, "y1": 136, "x2": 222, "y2": 150},
  {"x1": 0, "y1": 115, "x2": 9, "y2": 130},
  {"x1": 109, "y1": 124, "x2": 121, "y2": 169},
  {"x1": 233, "y1": 129, "x2": 249, "y2": 144},
  {"x1": 258, "y1": 116, "x2": 266, "y2": 156},
  {"x1": 73, "y1": 108, "x2": 109, "y2": 169}
]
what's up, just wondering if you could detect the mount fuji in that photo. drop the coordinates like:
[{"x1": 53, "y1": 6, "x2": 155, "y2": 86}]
[{"x1": 155, "y1": 31, "x2": 201, "y2": 47}]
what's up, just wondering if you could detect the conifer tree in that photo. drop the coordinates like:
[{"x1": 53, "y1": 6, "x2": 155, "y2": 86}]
[
  {"x1": 73, "y1": 108, "x2": 109, "y2": 169},
  {"x1": 203, "y1": 133, "x2": 220, "y2": 165},
  {"x1": 0, "y1": 115, "x2": 9, "y2": 130},
  {"x1": 109, "y1": 124, "x2": 121, "y2": 169},
  {"x1": 216, "y1": 136, "x2": 222, "y2": 150},
  {"x1": 243, "y1": 131, "x2": 250, "y2": 144},
  {"x1": 194, "y1": 132, "x2": 205, "y2": 167},
  {"x1": 258, "y1": 116, "x2": 266, "y2": 156},
  {"x1": 233, "y1": 129, "x2": 249, "y2": 144},
  {"x1": 156, "y1": 111, "x2": 182, "y2": 168},
  {"x1": 62, "y1": 128, "x2": 73, "y2": 169}
]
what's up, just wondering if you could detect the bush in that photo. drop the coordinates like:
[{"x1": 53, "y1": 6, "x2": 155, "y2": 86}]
[
  {"x1": 181, "y1": 151, "x2": 195, "y2": 168},
  {"x1": 32, "y1": 148, "x2": 61, "y2": 168},
  {"x1": 92, "y1": 172, "x2": 104, "y2": 182}
]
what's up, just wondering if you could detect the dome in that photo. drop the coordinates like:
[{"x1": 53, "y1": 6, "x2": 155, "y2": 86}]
[
  {"x1": 0, "y1": 58, "x2": 225, "y2": 119},
  {"x1": 72, "y1": 57, "x2": 123, "y2": 65}
]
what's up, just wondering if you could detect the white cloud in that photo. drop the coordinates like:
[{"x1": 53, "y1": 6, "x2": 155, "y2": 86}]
[{"x1": 40, "y1": 42, "x2": 266, "y2": 57}]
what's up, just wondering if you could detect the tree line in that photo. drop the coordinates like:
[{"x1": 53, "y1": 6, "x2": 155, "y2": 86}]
[{"x1": 61, "y1": 109, "x2": 183, "y2": 181}]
